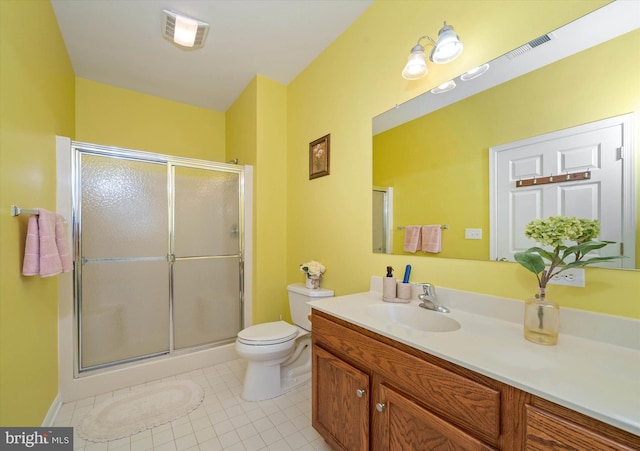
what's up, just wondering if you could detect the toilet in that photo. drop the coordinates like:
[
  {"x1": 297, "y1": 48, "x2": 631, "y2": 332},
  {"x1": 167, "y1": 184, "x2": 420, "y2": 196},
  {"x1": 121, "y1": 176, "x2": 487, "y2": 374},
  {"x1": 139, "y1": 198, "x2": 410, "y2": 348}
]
[{"x1": 236, "y1": 283, "x2": 334, "y2": 401}]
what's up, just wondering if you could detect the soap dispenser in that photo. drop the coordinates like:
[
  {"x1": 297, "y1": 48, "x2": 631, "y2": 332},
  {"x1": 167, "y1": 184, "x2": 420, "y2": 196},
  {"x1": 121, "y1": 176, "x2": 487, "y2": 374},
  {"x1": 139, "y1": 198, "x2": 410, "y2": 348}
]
[{"x1": 382, "y1": 266, "x2": 396, "y2": 302}]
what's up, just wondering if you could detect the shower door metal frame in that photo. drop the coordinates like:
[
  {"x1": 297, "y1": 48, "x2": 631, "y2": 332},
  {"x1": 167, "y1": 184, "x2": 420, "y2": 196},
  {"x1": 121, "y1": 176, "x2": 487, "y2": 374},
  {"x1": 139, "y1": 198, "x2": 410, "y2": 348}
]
[{"x1": 72, "y1": 142, "x2": 246, "y2": 376}]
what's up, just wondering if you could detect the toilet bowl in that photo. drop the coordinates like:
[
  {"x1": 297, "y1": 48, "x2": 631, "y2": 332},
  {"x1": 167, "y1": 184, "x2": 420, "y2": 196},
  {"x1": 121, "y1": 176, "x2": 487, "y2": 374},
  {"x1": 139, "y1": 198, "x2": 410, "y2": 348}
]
[{"x1": 236, "y1": 283, "x2": 334, "y2": 401}]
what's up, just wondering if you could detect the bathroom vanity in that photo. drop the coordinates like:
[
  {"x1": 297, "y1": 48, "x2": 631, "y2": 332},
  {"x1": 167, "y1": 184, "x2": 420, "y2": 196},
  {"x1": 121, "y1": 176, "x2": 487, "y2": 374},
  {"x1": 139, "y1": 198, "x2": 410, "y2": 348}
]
[{"x1": 309, "y1": 282, "x2": 640, "y2": 450}]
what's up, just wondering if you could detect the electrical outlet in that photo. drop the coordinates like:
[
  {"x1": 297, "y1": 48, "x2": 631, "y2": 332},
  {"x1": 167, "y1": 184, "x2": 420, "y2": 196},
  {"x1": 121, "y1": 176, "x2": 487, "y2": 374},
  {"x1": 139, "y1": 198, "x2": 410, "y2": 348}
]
[
  {"x1": 465, "y1": 228, "x2": 482, "y2": 240},
  {"x1": 548, "y1": 268, "x2": 585, "y2": 287}
]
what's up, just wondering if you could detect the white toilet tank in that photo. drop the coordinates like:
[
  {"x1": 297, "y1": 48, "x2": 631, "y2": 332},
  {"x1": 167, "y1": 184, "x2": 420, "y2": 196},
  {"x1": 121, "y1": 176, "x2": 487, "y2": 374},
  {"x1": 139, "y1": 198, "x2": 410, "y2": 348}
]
[{"x1": 287, "y1": 283, "x2": 334, "y2": 331}]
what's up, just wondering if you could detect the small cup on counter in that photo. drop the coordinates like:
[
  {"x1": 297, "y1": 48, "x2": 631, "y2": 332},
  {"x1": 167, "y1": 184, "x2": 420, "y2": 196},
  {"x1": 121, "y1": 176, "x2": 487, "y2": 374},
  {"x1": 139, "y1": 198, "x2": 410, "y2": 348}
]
[{"x1": 396, "y1": 282, "x2": 411, "y2": 300}]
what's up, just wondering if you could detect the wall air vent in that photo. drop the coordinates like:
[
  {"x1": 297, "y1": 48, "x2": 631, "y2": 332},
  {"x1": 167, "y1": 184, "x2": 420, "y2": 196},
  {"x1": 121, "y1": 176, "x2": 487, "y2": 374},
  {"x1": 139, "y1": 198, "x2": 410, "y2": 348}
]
[{"x1": 506, "y1": 33, "x2": 554, "y2": 59}]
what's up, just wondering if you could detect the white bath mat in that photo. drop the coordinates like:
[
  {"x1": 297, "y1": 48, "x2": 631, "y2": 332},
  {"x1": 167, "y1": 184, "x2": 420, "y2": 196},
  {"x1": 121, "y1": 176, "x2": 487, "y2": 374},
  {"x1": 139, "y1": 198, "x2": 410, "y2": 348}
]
[{"x1": 78, "y1": 379, "x2": 204, "y2": 442}]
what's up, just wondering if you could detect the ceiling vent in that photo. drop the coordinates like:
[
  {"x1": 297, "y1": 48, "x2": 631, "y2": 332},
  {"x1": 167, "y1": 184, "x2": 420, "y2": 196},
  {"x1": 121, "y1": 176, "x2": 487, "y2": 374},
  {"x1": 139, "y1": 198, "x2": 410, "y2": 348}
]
[
  {"x1": 162, "y1": 10, "x2": 209, "y2": 49},
  {"x1": 506, "y1": 33, "x2": 554, "y2": 59}
]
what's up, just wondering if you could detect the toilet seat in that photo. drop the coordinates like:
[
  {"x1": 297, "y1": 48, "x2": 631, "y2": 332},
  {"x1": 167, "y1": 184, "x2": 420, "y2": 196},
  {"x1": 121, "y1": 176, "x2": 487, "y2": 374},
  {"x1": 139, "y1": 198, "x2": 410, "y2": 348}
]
[{"x1": 237, "y1": 320, "x2": 299, "y2": 346}]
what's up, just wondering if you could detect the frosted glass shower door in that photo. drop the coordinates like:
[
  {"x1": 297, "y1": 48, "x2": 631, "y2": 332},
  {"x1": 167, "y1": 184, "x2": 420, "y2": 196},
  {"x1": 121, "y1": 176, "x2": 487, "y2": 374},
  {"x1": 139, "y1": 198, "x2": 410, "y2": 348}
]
[
  {"x1": 172, "y1": 166, "x2": 242, "y2": 349},
  {"x1": 79, "y1": 153, "x2": 170, "y2": 370}
]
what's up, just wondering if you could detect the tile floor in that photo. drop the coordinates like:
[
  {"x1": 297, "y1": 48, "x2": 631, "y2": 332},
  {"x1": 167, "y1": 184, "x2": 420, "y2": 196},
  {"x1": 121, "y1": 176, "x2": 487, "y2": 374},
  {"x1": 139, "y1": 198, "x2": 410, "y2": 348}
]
[{"x1": 54, "y1": 359, "x2": 333, "y2": 451}]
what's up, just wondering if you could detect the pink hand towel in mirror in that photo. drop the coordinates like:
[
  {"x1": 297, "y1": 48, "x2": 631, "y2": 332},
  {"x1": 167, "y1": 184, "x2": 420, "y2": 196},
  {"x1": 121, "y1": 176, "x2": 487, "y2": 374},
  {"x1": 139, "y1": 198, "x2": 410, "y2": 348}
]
[
  {"x1": 421, "y1": 225, "x2": 442, "y2": 253},
  {"x1": 403, "y1": 225, "x2": 422, "y2": 253}
]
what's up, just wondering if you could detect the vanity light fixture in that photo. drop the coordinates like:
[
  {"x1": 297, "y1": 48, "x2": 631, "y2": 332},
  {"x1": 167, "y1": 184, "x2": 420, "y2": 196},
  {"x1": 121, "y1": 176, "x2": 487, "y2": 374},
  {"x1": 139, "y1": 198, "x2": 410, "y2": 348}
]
[
  {"x1": 461, "y1": 63, "x2": 490, "y2": 81},
  {"x1": 402, "y1": 22, "x2": 463, "y2": 80},
  {"x1": 162, "y1": 10, "x2": 210, "y2": 49},
  {"x1": 430, "y1": 80, "x2": 456, "y2": 94},
  {"x1": 401, "y1": 42, "x2": 429, "y2": 80}
]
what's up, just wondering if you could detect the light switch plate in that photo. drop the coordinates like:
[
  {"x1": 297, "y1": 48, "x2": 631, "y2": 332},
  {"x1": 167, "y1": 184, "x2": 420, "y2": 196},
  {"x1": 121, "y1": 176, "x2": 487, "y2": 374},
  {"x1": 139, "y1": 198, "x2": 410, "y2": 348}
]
[{"x1": 465, "y1": 228, "x2": 482, "y2": 240}]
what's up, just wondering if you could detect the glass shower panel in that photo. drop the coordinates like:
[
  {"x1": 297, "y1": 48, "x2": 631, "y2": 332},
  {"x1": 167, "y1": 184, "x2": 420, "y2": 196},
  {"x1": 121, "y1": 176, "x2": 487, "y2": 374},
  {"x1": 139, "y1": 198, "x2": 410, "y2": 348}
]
[
  {"x1": 172, "y1": 166, "x2": 241, "y2": 350},
  {"x1": 173, "y1": 166, "x2": 240, "y2": 256},
  {"x1": 80, "y1": 154, "x2": 168, "y2": 259},
  {"x1": 372, "y1": 189, "x2": 386, "y2": 253},
  {"x1": 172, "y1": 258, "x2": 241, "y2": 349},
  {"x1": 79, "y1": 152, "x2": 170, "y2": 370},
  {"x1": 80, "y1": 260, "x2": 170, "y2": 367}
]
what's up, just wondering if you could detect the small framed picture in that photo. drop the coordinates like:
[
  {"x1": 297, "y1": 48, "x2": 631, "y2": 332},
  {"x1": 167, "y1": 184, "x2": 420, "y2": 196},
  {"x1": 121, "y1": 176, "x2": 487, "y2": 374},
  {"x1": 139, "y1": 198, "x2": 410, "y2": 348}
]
[{"x1": 309, "y1": 134, "x2": 330, "y2": 179}]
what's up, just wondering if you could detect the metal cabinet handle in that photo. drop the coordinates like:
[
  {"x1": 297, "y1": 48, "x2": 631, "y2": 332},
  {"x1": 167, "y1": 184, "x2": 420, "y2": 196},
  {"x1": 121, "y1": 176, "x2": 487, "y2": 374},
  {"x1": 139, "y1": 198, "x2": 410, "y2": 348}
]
[
  {"x1": 376, "y1": 403, "x2": 386, "y2": 412},
  {"x1": 356, "y1": 389, "x2": 366, "y2": 398}
]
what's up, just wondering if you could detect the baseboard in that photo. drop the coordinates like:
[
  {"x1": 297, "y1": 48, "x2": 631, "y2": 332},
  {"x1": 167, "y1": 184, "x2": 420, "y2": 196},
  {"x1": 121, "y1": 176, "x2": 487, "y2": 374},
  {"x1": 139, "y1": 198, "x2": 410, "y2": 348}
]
[{"x1": 42, "y1": 393, "x2": 62, "y2": 427}]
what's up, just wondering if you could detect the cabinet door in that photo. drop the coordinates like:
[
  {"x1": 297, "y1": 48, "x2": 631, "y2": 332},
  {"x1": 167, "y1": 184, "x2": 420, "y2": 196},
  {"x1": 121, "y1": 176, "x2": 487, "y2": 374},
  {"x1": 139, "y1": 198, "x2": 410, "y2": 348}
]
[
  {"x1": 525, "y1": 405, "x2": 638, "y2": 450},
  {"x1": 312, "y1": 345, "x2": 370, "y2": 451},
  {"x1": 374, "y1": 384, "x2": 497, "y2": 451}
]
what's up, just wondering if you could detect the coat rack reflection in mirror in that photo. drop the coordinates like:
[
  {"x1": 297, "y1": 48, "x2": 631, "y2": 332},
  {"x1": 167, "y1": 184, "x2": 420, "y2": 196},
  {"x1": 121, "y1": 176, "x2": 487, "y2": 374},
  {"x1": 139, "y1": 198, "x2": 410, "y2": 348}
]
[{"x1": 516, "y1": 171, "x2": 591, "y2": 188}]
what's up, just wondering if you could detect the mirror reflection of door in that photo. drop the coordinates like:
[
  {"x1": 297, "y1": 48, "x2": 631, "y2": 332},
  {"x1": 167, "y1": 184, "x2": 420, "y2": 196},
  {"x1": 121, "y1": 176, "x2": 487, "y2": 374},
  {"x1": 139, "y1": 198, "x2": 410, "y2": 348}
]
[
  {"x1": 373, "y1": 187, "x2": 393, "y2": 254},
  {"x1": 491, "y1": 114, "x2": 635, "y2": 268}
]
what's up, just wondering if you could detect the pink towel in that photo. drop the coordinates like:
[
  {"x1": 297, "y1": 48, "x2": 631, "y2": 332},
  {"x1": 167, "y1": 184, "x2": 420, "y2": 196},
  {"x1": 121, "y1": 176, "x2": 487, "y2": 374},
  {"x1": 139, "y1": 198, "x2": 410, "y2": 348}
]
[
  {"x1": 55, "y1": 213, "x2": 72, "y2": 274},
  {"x1": 22, "y1": 215, "x2": 40, "y2": 276},
  {"x1": 22, "y1": 209, "x2": 72, "y2": 277},
  {"x1": 403, "y1": 225, "x2": 422, "y2": 253},
  {"x1": 421, "y1": 225, "x2": 442, "y2": 253}
]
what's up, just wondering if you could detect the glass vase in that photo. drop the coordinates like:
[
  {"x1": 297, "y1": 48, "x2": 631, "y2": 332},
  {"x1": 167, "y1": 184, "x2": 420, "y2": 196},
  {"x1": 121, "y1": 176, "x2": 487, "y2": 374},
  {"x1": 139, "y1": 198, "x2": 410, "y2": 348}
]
[
  {"x1": 305, "y1": 275, "x2": 321, "y2": 289},
  {"x1": 523, "y1": 288, "x2": 559, "y2": 346}
]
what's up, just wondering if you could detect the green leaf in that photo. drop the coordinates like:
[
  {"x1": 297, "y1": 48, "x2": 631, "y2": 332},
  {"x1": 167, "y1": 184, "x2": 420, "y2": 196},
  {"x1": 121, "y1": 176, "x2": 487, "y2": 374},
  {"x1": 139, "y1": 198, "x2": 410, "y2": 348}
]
[
  {"x1": 563, "y1": 241, "x2": 611, "y2": 258},
  {"x1": 514, "y1": 252, "x2": 546, "y2": 275},
  {"x1": 563, "y1": 255, "x2": 624, "y2": 269},
  {"x1": 526, "y1": 246, "x2": 556, "y2": 263}
]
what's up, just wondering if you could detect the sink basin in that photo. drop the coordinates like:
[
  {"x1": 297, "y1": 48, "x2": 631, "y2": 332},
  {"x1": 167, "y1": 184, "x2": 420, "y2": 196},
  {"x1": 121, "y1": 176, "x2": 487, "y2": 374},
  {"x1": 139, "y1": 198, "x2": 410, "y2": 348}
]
[{"x1": 366, "y1": 304, "x2": 461, "y2": 332}]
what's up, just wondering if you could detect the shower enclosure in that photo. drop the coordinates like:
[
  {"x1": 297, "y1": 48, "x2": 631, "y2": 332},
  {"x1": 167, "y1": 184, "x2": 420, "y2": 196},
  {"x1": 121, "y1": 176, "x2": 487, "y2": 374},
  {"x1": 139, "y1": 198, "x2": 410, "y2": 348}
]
[
  {"x1": 73, "y1": 143, "x2": 246, "y2": 373},
  {"x1": 372, "y1": 186, "x2": 393, "y2": 254}
]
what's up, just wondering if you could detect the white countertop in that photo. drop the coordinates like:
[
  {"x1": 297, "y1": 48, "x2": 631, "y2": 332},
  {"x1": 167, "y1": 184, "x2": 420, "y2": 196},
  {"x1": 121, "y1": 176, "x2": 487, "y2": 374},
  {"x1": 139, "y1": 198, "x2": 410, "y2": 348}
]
[{"x1": 308, "y1": 278, "x2": 640, "y2": 435}]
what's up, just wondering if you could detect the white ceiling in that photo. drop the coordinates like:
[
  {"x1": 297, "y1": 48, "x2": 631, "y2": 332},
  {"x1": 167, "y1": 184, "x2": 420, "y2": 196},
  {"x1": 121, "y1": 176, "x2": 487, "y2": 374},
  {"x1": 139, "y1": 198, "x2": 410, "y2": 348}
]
[{"x1": 51, "y1": 0, "x2": 374, "y2": 112}]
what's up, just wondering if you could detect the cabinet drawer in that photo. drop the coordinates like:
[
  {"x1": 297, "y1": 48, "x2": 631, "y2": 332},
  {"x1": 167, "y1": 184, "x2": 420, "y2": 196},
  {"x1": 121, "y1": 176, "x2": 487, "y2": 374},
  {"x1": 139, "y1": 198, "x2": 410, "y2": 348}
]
[{"x1": 313, "y1": 312, "x2": 501, "y2": 442}]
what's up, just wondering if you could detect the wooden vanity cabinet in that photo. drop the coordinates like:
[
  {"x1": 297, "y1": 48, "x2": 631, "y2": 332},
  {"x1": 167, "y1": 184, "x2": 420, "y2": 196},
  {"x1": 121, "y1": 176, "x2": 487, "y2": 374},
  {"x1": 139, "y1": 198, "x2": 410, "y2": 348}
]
[
  {"x1": 311, "y1": 309, "x2": 640, "y2": 451},
  {"x1": 311, "y1": 310, "x2": 519, "y2": 450}
]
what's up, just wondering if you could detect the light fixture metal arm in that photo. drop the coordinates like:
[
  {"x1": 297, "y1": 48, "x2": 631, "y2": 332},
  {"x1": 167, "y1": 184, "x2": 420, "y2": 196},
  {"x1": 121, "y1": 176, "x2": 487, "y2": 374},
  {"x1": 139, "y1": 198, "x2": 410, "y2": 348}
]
[{"x1": 413, "y1": 35, "x2": 437, "y2": 51}]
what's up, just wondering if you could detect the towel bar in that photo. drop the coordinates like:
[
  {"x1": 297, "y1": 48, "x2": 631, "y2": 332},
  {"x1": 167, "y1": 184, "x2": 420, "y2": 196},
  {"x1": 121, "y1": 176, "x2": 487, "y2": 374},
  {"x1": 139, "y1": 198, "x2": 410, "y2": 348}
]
[
  {"x1": 398, "y1": 224, "x2": 448, "y2": 230},
  {"x1": 11, "y1": 205, "x2": 39, "y2": 216},
  {"x1": 11, "y1": 205, "x2": 67, "y2": 222}
]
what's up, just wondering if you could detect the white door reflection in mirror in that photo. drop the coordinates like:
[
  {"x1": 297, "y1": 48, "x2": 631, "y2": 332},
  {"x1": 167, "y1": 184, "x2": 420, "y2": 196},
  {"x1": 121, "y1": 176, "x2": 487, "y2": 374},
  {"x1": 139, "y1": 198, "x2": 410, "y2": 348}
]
[
  {"x1": 373, "y1": 186, "x2": 393, "y2": 254},
  {"x1": 490, "y1": 114, "x2": 635, "y2": 268}
]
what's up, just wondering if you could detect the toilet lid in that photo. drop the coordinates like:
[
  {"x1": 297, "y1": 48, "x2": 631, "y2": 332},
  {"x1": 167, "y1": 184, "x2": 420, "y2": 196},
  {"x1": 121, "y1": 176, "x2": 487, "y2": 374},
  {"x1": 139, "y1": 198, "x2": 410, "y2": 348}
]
[{"x1": 237, "y1": 321, "x2": 299, "y2": 345}]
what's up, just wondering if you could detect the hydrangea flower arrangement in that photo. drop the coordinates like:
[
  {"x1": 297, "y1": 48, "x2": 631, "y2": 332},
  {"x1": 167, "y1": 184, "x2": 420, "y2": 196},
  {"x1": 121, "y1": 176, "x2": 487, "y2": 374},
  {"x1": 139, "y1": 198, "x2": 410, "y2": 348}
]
[
  {"x1": 514, "y1": 216, "x2": 619, "y2": 296},
  {"x1": 300, "y1": 260, "x2": 326, "y2": 277}
]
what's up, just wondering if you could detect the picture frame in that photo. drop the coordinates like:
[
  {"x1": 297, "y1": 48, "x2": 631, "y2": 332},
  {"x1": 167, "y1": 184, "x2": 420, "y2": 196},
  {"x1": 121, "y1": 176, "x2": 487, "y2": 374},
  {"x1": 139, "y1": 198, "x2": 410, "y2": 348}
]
[{"x1": 309, "y1": 134, "x2": 330, "y2": 179}]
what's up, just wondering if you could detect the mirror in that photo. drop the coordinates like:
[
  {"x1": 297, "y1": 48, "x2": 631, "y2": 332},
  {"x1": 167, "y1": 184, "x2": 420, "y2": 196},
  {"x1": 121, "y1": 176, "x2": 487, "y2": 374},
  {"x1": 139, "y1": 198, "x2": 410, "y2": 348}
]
[{"x1": 372, "y1": 1, "x2": 639, "y2": 270}]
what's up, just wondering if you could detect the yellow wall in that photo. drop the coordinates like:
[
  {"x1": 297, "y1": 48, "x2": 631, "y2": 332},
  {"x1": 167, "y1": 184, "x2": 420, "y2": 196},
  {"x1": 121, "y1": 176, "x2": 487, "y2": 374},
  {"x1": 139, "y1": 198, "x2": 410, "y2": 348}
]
[
  {"x1": 255, "y1": 77, "x2": 289, "y2": 321},
  {"x1": 226, "y1": 79, "x2": 258, "y2": 166},
  {"x1": 0, "y1": 0, "x2": 75, "y2": 425},
  {"x1": 227, "y1": 76, "x2": 288, "y2": 323},
  {"x1": 2, "y1": 0, "x2": 638, "y2": 428},
  {"x1": 76, "y1": 78, "x2": 225, "y2": 160},
  {"x1": 287, "y1": 0, "x2": 640, "y2": 318},
  {"x1": 374, "y1": 30, "x2": 640, "y2": 262}
]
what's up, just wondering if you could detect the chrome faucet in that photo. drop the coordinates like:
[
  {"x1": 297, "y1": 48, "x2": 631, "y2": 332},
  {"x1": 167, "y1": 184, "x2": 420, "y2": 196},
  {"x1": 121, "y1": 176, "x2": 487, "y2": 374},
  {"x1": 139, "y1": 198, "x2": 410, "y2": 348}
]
[{"x1": 418, "y1": 283, "x2": 450, "y2": 313}]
